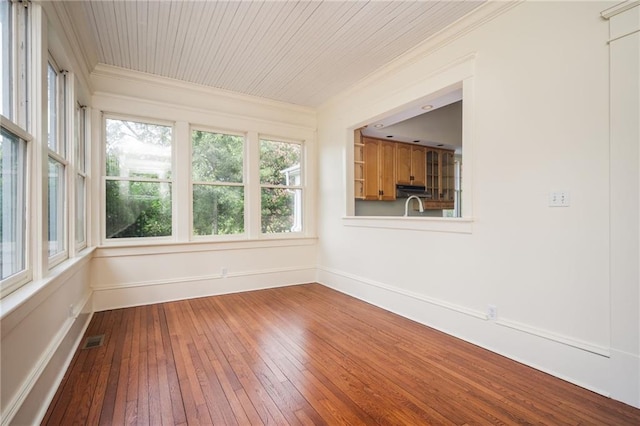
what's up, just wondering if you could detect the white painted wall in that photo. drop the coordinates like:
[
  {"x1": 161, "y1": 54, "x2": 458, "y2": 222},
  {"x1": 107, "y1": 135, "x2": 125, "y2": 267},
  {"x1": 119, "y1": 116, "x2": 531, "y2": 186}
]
[
  {"x1": 2, "y1": 256, "x2": 93, "y2": 425},
  {"x1": 317, "y1": 0, "x2": 639, "y2": 406},
  {"x1": 91, "y1": 240, "x2": 317, "y2": 310}
]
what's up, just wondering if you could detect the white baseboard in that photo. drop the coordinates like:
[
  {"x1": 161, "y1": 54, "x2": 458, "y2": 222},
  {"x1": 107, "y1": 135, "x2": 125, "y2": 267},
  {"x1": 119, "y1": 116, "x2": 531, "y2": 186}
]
[
  {"x1": 92, "y1": 266, "x2": 316, "y2": 311},
  {"x1": 609, "y1": 348, "x2": 640, "y2": 408},
  {"x1": 3, "y1": 292, "x2": 93, "y2": 426},
  {"x1": 317, "y1": 266, "x2": 614, "y2": 401}
]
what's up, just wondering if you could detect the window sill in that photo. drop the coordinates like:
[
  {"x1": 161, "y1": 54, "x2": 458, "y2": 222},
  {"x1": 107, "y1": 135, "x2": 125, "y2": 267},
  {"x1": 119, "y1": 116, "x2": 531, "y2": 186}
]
[
  {"x1": 342, "y1": 216, "x2": 473, "y2": 234},
  {"x1": 94, "y1": 236, "x2": 318, "y2": 258},
  {"x1": 0, "y1": 247, "x2": 96, "y2": 323}
]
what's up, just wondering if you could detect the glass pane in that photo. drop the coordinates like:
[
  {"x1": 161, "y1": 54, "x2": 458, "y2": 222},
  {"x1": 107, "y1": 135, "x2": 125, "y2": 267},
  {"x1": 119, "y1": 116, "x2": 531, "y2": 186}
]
[
  {"x1": 1, "y1": 0, "x2": 11, "y2": 119},
  {"x1": 259, "y1": 139, "x2": 301, "y2": 186},
  {"x1": 0, "y1": 128, "x2": 26, "y2": 280},
  {"x1": 75, "y1": 107, "x2": 86, "y2": 171},
  {"x1": 192, "y1": 130, "x2": 243, "y2": 183},
  {"x1": 47, "y1": 63, "x2": 57, "y2": 151},
  {"x1": 193, "y1": 184, "x2": 244, "y2": 236},
  {"x1": 105, "y1": 180, "x2": 172, "y2": 239},
  {"x1": 48, "y1": 157, "x2": 65, "y2": 257},
  {"x1": 76, "y1": 174, "x2": 85, "y2": 244},
  {"x1": 105, "y1": 118, "x2": 172, "y2": 179},
  {"x1": 261, "y1": 188, "x2": 302, "y2": 233}
]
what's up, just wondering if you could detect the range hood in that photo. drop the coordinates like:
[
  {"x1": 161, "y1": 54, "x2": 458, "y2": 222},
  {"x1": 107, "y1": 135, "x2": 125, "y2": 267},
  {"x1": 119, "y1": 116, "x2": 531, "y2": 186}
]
[{"x1": 396, "y1": 184, "x2": 432, "y2": 198}]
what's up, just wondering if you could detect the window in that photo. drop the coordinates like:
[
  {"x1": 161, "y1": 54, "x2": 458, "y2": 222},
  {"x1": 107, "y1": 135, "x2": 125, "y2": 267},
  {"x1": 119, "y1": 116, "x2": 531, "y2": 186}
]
[
  {"x1": 104, "y1": 117, "x2": 172, "y2": 239},
  {"x1": 259, "y1": 138, "x2": 303, "y2": 234},
  {"x1": 47, "y1": 60, "x2": 67, "y2": 262},
  {"x1": 2, "y1": 0, "x2": 29, "y2": 125},
  {"x1": 1, "y1": 0, "x2": 12, "y2": 118},
  {"x1": 1, "y1": 0, "x2": 30, "y2": 296},
  {"x1": 0, "y1": 127, "x2": 27, "y2": 294},
  {"x1": 191, "y1": 130, "x2": 244, "y2": 236},
  {"x1": 74, "y1": 106, "x2": 87, "y2": 248}
]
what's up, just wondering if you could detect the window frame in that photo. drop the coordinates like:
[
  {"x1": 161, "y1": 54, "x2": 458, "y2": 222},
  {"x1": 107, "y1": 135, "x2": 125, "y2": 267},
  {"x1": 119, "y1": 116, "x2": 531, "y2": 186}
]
[
  {"x1": 1, "y1": 0, "x2": 13, "y2": 119},
  {"x1": 0, "y1": 120, "x2": 31, "y2": 297},
  {"x1": 46, "y1": 55, "x2": 68, "y2": 267},
  {"x1": 259, "y1": 136, "x2": 305, "y2": 236},
  {"x1": 74, "y1": 104, "x2": 87, "y2": 250},
  {"x1": 101, "y1": 113, "x2": 175, "y2": 244},
  {"x1": 190, "y1": 126, "x2": 247, "y2": 240},
  {"x1": 0, "y1": 0, "x2": 31, "y2": 297}
]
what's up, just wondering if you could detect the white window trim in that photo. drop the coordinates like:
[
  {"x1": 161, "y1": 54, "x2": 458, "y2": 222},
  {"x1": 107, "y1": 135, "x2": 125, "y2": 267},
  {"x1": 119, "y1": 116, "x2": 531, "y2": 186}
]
[
  {"x1": 46, "y1": 57, "x2": 69, "y2": 268},
  {"x1": 259, "y1": 136, "x2": 306, "y2": 237},
  {"x1": 74, "y1": 104, "x2": 88, "y2": 251},
  {"x1": 101, "y1": 113, "x2": 176, "y2": 245},
  {"x1": 0, "y1": 0, "x2": 32, "y2": 297},
  {"x1": 189, "y1": 126, "x2": 247, "y2": 241},
  {"x1": 0, "y1": 124, "x2": 31, "y2": 297}
]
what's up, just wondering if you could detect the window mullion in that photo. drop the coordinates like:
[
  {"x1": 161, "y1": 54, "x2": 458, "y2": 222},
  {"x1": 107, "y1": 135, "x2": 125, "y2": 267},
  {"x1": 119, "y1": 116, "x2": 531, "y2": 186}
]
[
  {"x1": 46, "y1": 147, "x2": 67, "y2": 164},
  {"x1": 192, "y1": 180, "x2": 244, "y2": 187},
  {"x1": 246, "y1": 131, "x2": 260, "y2": 239},
  {"x1": 174, "y1": 121, "x2": 189, "y2": 241},
  {"x1": 105, "y1": 175, "x2": 170, "y2": 184},
  {"x1": 31, "y1": 2, "x2": 47, "y2": 280}
]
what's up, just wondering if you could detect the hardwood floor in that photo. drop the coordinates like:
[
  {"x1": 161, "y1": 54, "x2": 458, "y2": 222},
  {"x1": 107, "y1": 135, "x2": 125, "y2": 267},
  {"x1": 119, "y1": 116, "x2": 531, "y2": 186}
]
[{"x1": 44, "y1": 283, "x2": 640, "y2": 425}]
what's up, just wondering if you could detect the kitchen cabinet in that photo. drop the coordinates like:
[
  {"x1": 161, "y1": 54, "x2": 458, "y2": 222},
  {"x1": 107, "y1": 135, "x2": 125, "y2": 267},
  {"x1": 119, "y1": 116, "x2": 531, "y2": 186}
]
[
  {"x1": 396, "y1": 143, "x2": 426, "y2": 186},
  {"x1": 354, "y1": 130, "x2": 365, "y2": 199},
  {"x1": 362, "y1": 137, "x2": 396, "y2": 200},
  {"x1": 355, "y1": 132, "x2": 453, "y2": 206},
  {"x1": 424, "y1": 148, "x2": 455, "y2": 209}
]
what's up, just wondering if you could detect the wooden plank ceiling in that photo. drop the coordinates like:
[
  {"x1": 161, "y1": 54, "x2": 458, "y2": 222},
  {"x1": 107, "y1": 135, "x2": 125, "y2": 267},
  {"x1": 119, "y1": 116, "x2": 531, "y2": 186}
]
[{"x1": 70, "y1": 0, "x2": 485, "y2": 107}]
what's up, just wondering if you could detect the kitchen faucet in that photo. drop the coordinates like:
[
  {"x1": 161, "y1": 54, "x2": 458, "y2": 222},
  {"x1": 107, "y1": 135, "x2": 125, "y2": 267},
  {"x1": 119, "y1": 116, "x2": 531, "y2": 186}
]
[{"x1": 404, "y1": 195, "x2": 424, "y2": 217}]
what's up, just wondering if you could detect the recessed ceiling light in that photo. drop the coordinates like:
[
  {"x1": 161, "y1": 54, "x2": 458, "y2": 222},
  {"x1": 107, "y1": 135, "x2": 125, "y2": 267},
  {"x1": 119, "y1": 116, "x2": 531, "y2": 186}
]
[
  {"x1": 373, "y1": 124, "x2": 384, "y2": 128},
  {"x1": 421, "y1": 105, "x2": 434, "y2": 110}
]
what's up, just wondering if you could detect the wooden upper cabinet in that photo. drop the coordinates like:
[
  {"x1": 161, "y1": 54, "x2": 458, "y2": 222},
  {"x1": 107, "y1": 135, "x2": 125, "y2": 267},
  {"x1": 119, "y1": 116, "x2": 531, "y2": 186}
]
[
  {"x1": 355, "y1": 134, "x2": 452, "y2": 206},
  {"x1": 354, "y1": 129, "x2": 365, "y2": 199},
  {"x1": 440, "y1": 150, "x2": 455, "y2": 203},
  {"x1": 424, "y1": 147, "x2": 455, "y2": 209},
  {"x1": 395, "y1": 143, "x2": 426, "y2": 186},
  {"x1": 396, "y1": 143, "x2": 412, "y2": 185},
  {"x1": 363, "y1": 138, "x2": 380, "y2": 200},
  {"x1": 362, "y1": 137, "x2": 396, "y2": 201},
  {"x1": 379, "y1": 141, "x2": 396, "y2": 201},
  {"x1": 411, "y1": 146, "x2": 426, "y2": 186},
  {"x1": 425, "y1": 148, "x2": 440, "y2": 199}
]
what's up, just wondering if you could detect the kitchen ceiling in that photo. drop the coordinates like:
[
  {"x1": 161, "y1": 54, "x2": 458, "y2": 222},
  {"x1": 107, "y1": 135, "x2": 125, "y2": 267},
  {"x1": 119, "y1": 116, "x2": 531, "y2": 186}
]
[{"x1": 63, "y1": 0, "x2": 486, "y2": 108}]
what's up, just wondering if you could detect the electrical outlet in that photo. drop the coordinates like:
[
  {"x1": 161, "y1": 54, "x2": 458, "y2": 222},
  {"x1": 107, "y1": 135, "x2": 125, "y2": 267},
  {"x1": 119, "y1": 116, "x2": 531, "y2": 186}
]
[
  {"x1": 487, "y1": 305, "x2": 497, "y2": 321},
  {"x1": 549, "y1": 191, "x2": 570, "y2": 207},
  {"x1": 221, "y1": 267, "x2": 228, "y2": 278}
]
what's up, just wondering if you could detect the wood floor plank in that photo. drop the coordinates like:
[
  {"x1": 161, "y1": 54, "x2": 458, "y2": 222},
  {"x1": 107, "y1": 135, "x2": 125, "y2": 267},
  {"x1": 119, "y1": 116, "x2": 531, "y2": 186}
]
[
  {"x1": 43, "y1": 311, "x2": 106, "y2": 426},
  {"x1": 86, "y1": 309, "x2": 123, "y2": 425},
  {"x1": 111, "y1": 307, "x2": 135, "y2": 425},
  {"x1": 157, "y1": 303, "x2": 187, "y2": 425},
  {"x1": 44, "y1": 283, "x2": 640, "y2": 425}
]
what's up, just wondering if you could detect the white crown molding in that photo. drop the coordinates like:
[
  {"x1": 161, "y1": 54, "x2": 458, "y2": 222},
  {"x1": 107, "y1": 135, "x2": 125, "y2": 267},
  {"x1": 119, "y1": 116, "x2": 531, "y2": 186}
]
[
  {"x1": 92, "y1": 64, "x2": 316, "y2": 116},
  {"x1": 601, "y1": 0, "x2": 640, "y2": 19}
]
